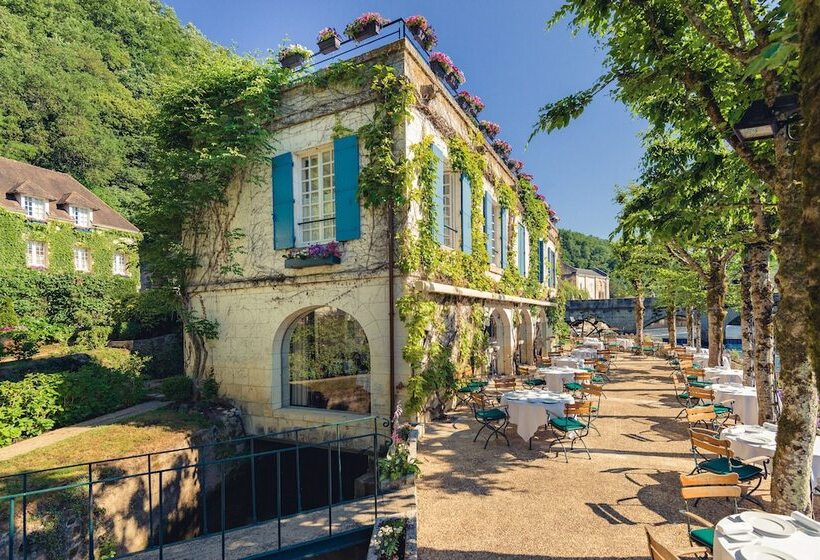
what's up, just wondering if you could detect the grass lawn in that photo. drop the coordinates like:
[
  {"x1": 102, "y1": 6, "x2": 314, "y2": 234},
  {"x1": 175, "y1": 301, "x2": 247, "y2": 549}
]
[{"x1": 0, "y1": 408, "x2": 213, "y2": 494}]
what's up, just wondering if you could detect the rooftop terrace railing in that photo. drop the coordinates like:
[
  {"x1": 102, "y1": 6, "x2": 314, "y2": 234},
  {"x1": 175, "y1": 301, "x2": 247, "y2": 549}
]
[{"x1": 1, "y1": 415, "x2": 393, "y2": 560}]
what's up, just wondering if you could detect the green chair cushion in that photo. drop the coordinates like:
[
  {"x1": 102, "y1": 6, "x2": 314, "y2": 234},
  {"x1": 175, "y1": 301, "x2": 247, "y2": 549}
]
[
  {"x1": 590, "y1": 405, "x2": 599, "y2": 413},
  {"x1": 689, "y1": 381, "x2": 713, "y2": 388},
  {"x1": 678, "y1": 392, "x2": 690, "y2": 399},
  {"x1": 564, "y1": 382, "x2": 583, "y2": 391},
  {"x1": 592, "y1": 375, "x2": 607, "y2": 384},
  {"x1": 524, "y1": 379, "x2": 545, "y2": 386},
  {"x1": 550, "y1": 417, "x2": 587, "y2": 432},
  {"x1": 689, "y1": 527, "x2": 714, "y2": 549},
  {"x1": 458, "y1": 385, "x2": 480, "y2": 393},
  {"x1": 714, "y1": 405, "x2": 733, "y2": 415},
  {"x1": 698, "y1": 457, "x2": 763, "y2": 481},
  {"x1": 476, "y1": 408, "x2": 506, "y2": 421}
]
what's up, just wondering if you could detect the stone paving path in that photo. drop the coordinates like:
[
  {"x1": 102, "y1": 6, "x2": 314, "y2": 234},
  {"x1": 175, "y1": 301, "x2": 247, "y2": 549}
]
[
  {"x1": 0, "y1": 400, "x2": 169, "y2": 461},
  {"x1": 415, "y1": 354, "x2": 773, "y2": 559}
]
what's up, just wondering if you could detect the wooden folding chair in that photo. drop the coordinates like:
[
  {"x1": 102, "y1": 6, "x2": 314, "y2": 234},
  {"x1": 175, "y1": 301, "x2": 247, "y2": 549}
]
[
  {"x1": 564, "y1": 371, "x2": 592, "y2": 397},
  {"x1": 543, "y1": 401, "x2": 593, "y2": 460},
  {"x1": 671, "y1": 372, "x2": 692, "y2": 418},
  {"x1": 469, "y1": 393, "x2": 510, "y2": 449},
  {"x1": 684, "y1": 367, "x2": 712, "y2": 388},
  {"x1": 687, "y1": 387, "x2": 736, "y2": 425},
  {"x1": 487, "y1": 377, "x2": 517, "y2": 404},
  {"x1": 645, "y1": 527, "x2": 708, "y2": 560},
  {"x1": 581, "y1": 383, "x2": 604, "y2": 435},
  {"x1": 679, "y1": 473, "x2": 741, "y2": 554}
]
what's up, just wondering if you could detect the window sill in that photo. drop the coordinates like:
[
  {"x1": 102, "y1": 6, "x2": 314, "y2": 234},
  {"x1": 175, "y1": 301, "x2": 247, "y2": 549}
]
[
  {"x1": 276, "y1": 406, "x2": 373, "y2": 424},
  {"x1": 284, "y1": 255, "x2": 341, "y2": 269}
]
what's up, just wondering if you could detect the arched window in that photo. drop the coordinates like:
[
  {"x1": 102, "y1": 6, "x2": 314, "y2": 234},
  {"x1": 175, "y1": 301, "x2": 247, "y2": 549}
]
[{"x1": 285, "y1": 307, "x2": 370, "y2": 413}]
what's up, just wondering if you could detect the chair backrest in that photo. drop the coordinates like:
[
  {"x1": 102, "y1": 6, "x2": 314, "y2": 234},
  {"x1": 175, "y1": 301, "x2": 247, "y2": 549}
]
[
  {"x1": 470, "y1": 392, "x2": 490, "y2": 410},
  {"x1": 565, "y1": 400, "x2": 592, "y2": 418},
  {"x1": 519, "y1": 364, "x2": 536, "y2": 376},
  {"x1": 593, "y1": 362, "x2": 608, "y2": 373},
  {"x1": 582, "y1": 383, "x2": 604, "y2": 398},
  {"x1": 684, "y1": 366, "x2": 705, "y2": 379},
  {"x1": 685, "y1": 405, "x2": 716, "y2": 425},
  {"x1": 689, "y1": 428, "x2": 733, "y2": 458},
  {"x1": 493, "y1": 378, "x2": 517, "y2": 391},
  {"x1": 574, "y1": 371, "x2": 593, "y2": 383},
  {"x1": 583, "y1": 358, "x2": 597, "y2": 366},
  {"x1": 671, "y1": 372, "x2": 687, "y2": 391},
  {"x1": 537, "y1": 357, "x2": 552, "y2": 367},
  {"x1": 688, "y1": 386, "x2": 714, "y2": 401},
  {"x1": 548, "y1": 351, "x2": 562, "y2": 357},
  {"x1": 679, "y1": 472, "x2": 741, "y2": 500},
  {"x1": 645, "y1": 528, "x2": 681, "y2": 560}
]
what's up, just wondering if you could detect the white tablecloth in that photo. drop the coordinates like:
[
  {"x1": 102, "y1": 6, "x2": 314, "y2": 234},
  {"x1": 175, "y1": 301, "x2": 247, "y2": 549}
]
[
  {"x1": 501, "y1": 390, "x2": 574, "y2": 441},
  {"x1": 684, "y1": 346, "x2": 702, "y2": 355},
  {"x1": 538, "y1": 367, "x2": 580, "y2": 393},
  {"x1": 714, "y1": 513, "x2": 820, "y2": 560},
  {"x1": 570, "y1": 348, "x2": 599, "y2": 361},
  {"x1": 705, "y1": 367, "x2": 745, "y2": 385},
  {"x1": 712, "y1": 383, "x2": 758, "y2": 425},
  {"x1": 614, "y1": 338, "x2": 634, "y2": 350},
  {"x1": 552, "y1": 357, "x2": 583, "y2": 369},
  {"x1": 580, "y1": 339, "x2": 604, "y2": 350},
  {"x1": 723, "y1": 425, "x2": 820, "y2": 489},
  {"x1": 693, "y1": 352, "x2": 710, "y2": 367}
]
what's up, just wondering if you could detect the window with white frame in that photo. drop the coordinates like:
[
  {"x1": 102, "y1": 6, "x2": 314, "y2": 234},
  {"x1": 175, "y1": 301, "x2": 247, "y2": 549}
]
[
  {"x1": 26, "y1": 240, "x2": 46, "y2": 268},
  {"x1": 21, "y1": 196, "x2": 47, "y2": 220},
  {"x1": 113, "y1": 252, "x2": 127, "y2": 276},
  {"x1": 74, "y1": 247, "x2": 90, "y2": 272},
  {"x1": 69, "y1": 206, "x2": 92, "y2": 228},
  {"x1": 296, "y1": 145, "x2": 335, "y2": 246},
  {"x1": 442, "y1": 167, "x2": 460, "y2": 249}
]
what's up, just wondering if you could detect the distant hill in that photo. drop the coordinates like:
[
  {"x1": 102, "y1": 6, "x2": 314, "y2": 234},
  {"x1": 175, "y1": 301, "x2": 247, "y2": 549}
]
[
  {"x1": 0, "y1": 0, "x2": 216, "y2": 218},
  {"x1": 559, "y1": 229, "x2": 630, "y2": 296}
]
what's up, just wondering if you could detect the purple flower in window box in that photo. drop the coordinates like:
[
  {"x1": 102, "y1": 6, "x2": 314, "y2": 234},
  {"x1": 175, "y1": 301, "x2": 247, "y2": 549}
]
[
  {"x1": 456, "y1": 90, "x2": 484, "y2": 117},
  {"x1": 345, "y1": 12, "x2": 389, "y2": 42},
  {"x1": 405, "y1": 15, "x2": 438, "y2": 51},
  {"x1": 518, "y1": 172, "x2": 534, "y2": 182},
  {"x1": 284, "y1": 242, "x2": 342, "y2": 268},
  {"x1": 491, "y1": 139, "x2": 512, "y2": 158},
  {"x1": 478, "y1": 120, "x2": 500, "y2": 139},
  {"x1": 507, "y1": 159, "x2": 523, "y2": 172},
  {"x1": 429, "y1": 52, "x2": 465, "y2": 89},
  {"x1": 317, "y1": 27, "x2": 342, "y2": 54}
]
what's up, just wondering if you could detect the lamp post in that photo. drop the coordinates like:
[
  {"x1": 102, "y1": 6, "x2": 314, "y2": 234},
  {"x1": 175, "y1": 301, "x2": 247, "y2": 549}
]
[{"x1": 733, "y1": 94, "x2": 801, "y2": 142}]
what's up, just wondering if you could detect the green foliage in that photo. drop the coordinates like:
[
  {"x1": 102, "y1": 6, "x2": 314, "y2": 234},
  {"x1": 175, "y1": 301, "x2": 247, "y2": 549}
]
[
  {"x1": 9, "y1": 331, "x2": 41, "y2": 360},
  {"x1": 559, "y1": 229, "x2": 617, "y2": 271},
  {"x1": 111, "y1": 288, "x2": 180, "y2": 340},
  {"x1": 0, "y1": 297, "x2": 19, "y2": 328},
  {"x1": 200, "y1": 371, "x2": 220, "y2": 401},
  {"x1": 161, "y1": 375, "x2": 194, "y2": 402},
  {"x1": 0, "y1": 361, "x2": 146, "y2": 446},
  {"x1": 0, "y1": 0, "x2": 215, "y2": 217},
  {"x1": 378, "y1": 443, "x2": 421, "y2": 481}
]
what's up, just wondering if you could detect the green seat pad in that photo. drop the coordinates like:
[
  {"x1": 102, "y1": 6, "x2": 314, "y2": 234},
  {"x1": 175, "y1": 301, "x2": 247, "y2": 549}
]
[
  {"x1": 564, "y1": 382, "x2": 583, "y2": 391},
  {"x1": 714, "y1": 405, "x2": 733, "y2": 415},
  {"x1": 678, "y1": 392, "x2": 690, "y2": 399},
  {"x1": 590, "y1": 405, "x2": 599, "y2": 413},
  {"x1": 592, "y1": 375, "x2": 607, "y2": 384},
  {"x1": 689, "y1": 381, "x2": 712, "y2": 388},
  {"x1": 689, "y1": 527, "x2": 714, "y2": 549},
  {"x1": 524, "y1": 379, "x2": 545, "y2": 386},
  {"x1": 550, "y1": 417, "x2": 587, "y2": 431},
  {"x1": 476, "y1": 408, "x2": 506, "y2": 421},
  {"x1": 698, "y1": 457, "x2": 763, "y2": 481},
  {"x1": 458, "y1": 385, "x2": 480, "y2": 393}
]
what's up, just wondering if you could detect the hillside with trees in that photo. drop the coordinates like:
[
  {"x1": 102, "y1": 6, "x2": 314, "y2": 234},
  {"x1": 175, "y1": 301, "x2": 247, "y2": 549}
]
[
  {"x1": 559, "y1": 229, "x2": 629, "y2": 295},
  {"x1": 0, "y1": 0, "x2": 215, "y2": 217}
]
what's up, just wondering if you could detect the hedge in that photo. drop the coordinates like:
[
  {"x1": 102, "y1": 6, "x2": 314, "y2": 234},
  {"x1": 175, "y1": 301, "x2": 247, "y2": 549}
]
[{"x1": 0, "y1": 358, "x2": 146, "y2": 446}]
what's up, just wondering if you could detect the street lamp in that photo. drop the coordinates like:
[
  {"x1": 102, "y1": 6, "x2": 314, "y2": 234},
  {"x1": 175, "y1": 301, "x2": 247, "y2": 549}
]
[{"x1": 733, "y1": 94, "x2": 800, "y2": 142}]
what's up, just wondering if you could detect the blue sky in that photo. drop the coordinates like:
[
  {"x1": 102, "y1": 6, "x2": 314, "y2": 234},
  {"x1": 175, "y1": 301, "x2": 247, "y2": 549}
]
[{"x1": 164, "y1": 0, "x2": 646, "y2": 238}]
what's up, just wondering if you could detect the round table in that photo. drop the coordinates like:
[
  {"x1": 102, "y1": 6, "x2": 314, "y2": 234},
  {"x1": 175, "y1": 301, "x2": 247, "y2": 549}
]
[
  {"x1": 500, "y1": 390, "x2": 574, "y2": 442},
  {"x1": 570, "y1": 348, "x2": 599, "y2": 361},
  {"x1": 693, "y1": 352, "x2": 710, "y2": 367},
  {"x1": 714, "y1": 512, "x2": 820, "y2": 560},
  {"x1": 552, "y1": 357, "x2": 583, "y2": 369},
  {"x1": 615, "y1": 338, "x2": 634, "y2": 350},
  {"x1": 712, "y1": 383, "x2": 758, "y2": 425},
  {"x1": 580, "y1": 339, "x2": 604, "y2": 350},
  {"x1": 538, "y1": 366, "x2": 580, "y2": 393},
  {"x1": 722, "y1": 425, "x2": 820, "y2": 489},
  {"x1": 684, "y1": 346, "x2": 702, "y2": 355},
  {"x1": 705, "y1": 367, "x2": 745, "y2": 385}
]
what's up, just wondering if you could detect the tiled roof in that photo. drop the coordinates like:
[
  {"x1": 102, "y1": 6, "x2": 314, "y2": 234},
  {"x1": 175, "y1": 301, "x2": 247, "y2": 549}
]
[{"x1": 0, "y1": 157, "x2": 139, "y2": 233}]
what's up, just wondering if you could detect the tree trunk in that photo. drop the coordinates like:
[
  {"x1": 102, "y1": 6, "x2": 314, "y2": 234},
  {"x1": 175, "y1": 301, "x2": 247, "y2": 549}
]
[
  {"x1": 694, "y1": 309, "x2": 702, "y2": 349},
  {"x1": 772, "y1": 1, "x2": 820, "y2": 515},
  {"x1": 666, "y1": 308, "x2": 677, "y2": 349},
  {"x1": 705, "y1": 255, "x2": 727, "y2": 367},
  {"x1": 740, "y1": 251, "x2": 755, "y2": 385},
  {"x1": 747, "y1": 242, "x2": 777, "y2": 423},
  {"x1": 634, "y1": 284, "x2": 644, "y2": 346},
  {"x1": 686, "y1": 307, "x2": 694, "y2": 347}
]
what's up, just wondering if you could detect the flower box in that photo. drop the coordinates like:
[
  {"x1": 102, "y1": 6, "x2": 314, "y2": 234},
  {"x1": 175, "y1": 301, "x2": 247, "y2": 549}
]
[
  {"x1": 284, "y1": 255, "x2": 341, "y2": 269},
  {"x1": 279, "y1": 53, "x2": 305, "y2": 69},
  {"x1": 351, "y1": 20, "x2": 381, "y2": 42},
  {"x1": 405, "y1": 15, "x2": 437, "y2": 51},
  {"x1": 317, "y1": 35, "x2": 341, "y2": 54}
]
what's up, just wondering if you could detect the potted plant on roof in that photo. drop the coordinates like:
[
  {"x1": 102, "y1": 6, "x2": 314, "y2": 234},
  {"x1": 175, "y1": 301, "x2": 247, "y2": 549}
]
[
  {"x1": 478, "y1": 120, "x2": 500, "y2": 140},
  {"x1": 518, "y1": 172, "x2": 533, "y2": 182},
  {"x1": 345, "y1": 12, "x2": 389, "y2": 42},
  {"x1": 405, "y1": 15, "x2": 437, "y2": 51},
  {"x1": 283, "y1": 241, "x2": 342, "y2": 268},
  {"x1": 455, "y1": 91, "x2": 485, "y2": 118},
  {"x1": 429, "y1": 52, "x2": 465, "y2": 90},
  {"x1": 507, "y1": 159, "x2": 524, "y2": 172},
  {"x1": 278, "y1": 44, "x2": 313, "y2": 69},
  {"x1": 491, "y1": 139, "x2": 512, "y2": 159},
  {"x1": 317, "y1": 27, "x2": 342, "y2": 54}
]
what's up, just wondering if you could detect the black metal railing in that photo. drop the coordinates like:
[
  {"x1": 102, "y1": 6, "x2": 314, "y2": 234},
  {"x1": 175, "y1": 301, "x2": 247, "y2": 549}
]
[{"x1": 1, "y1": 416, "x2": 392, "y2": 560}]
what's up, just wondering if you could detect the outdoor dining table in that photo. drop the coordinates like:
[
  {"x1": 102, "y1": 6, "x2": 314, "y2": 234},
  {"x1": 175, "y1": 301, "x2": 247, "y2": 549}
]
[
  {"x1": 692, "y1": 351, "x2": 711, "y2": 367},
  {"x1": 500, "y1": 390, "x2": 574, "y2": 442},
  {"x1": 714, "y1": 510, "x2": 820, "y2": 560},
  {"x1": 684, "y1": 346, "x2": 702, "y2": 355},
  {"x1": 722, "y1": 424, "x2": 820, "y2": 489},
  {"x1": 580, "y1": 338, "x2": 604, "y2": 350},
  {"x1": 552, "y1": 356, "x2": 583, "y2": 369},
  {"x1": 537, "y1": 366, "x2": 582, "y2": 393},
  {"x1": 711, "y1": 383, "x2": 759, "y2": 425},
  {"x1": 614, "y1": 337, "x2": 634, "y2": 350},
  {"x1": 570, "y1": 348, "x2": 599, "y2": 361},
  {"x1": 705, "y1": 367, "x2": 745, "y2": 385}
]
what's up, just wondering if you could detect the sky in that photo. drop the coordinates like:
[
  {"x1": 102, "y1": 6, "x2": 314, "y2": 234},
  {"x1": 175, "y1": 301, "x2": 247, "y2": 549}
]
[{"x1": 164, "y1": 0, "x2": 647, "y2": 239}]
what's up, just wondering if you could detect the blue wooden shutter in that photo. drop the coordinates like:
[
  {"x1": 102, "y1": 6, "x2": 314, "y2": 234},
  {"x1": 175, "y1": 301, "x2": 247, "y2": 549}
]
[
  {"x1": 500, "y1": 208, "x2": 508, "y2": 268},
  {"x1": 334, "y1": 135, "x2": 361, "y2": 241},
  {"x1": 518, "y1": 224, "x2": 526, "y2": 274},
  {"x1": 431, "y1": 144, "x2": 445, "y2": 245},
  {"x1": 550, "y1": 248, "x2": 557, "y2": 287},
  {"x1": 483, "y1": 192, "x2": 492, "y2": 261},
  {"x1": 272, "y1": 152, "x2": 294, "y2": 249},
  {"x1": 461, "y1": 174, "x2": 472, "y2": 253},
  {"x1": 537, "y1": 240, "x2": 545, "y2": 283}
]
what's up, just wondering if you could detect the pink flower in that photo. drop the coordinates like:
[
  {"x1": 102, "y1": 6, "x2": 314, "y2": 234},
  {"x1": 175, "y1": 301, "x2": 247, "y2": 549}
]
[
  {"x1": 456, "y1": 91, "x2": 485, "y2": 113},
  {"x1": 430, "y1": 52, "x2": 465, "y2": 85},
  {"x1": 317, "y1": 27, "x2": 340, "y2": 42},
  {"x1": 491, "y1": 139, "x2": 512, "y2": 157},
  {"x1": 479, "y1": 120, "x2": 500, "y2": 136},
  {"x1": 518, "y1": 172, "x2": 534, "y2": 181}
]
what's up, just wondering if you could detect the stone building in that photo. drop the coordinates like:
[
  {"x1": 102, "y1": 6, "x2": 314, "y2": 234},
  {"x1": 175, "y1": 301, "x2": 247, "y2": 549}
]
[
  {"x1": 562, "y1": 265, "x2": 610, "y2": 300},
  {"x1": 186, "y1": 24, "x2": 561, "y2": 434}
]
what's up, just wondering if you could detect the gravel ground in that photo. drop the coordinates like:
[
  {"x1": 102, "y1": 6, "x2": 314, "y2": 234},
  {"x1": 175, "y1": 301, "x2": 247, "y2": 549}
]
[{"x1": 415, "y1": 354, "x2": 779, "y2": 559}]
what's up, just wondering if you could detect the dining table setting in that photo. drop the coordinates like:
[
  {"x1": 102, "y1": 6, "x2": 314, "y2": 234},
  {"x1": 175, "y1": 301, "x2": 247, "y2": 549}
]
[
  {"x1": 500, "y1": 389, "x2": 574, "y2": 441},
  {"x1": 706, "y1": 366, "x2": 746, "y2": 385},
  {"x1": 714, "y1": 510, "x2": 820, "y2": 560},
  {"x1": 711, "y1": 383, "x2": 760, "y2": 425},
  {"x1": 537, "y1": 365, "x2": 583, "y2": 393}
]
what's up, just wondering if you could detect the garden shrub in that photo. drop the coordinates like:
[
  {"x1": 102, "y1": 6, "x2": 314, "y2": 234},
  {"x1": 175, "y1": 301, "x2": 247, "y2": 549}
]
[
  {"x1": 200, "y1": 372, "x2": 220, "y2": 401},
  {"x1": 0, "y1": 373, "x2": 63, "y2": 444},
  {"x1": 161, "y1": 375, "x2": 193, "y2": 402},
  {"x1": 0, "y1": 297, "x2": 19, "y2": 329},
  {"x1": 73, "y1": 326, "x2": 113, "y2": 350},
  {"x1": 110, "y1": 289, "x2": 180, "y2": 340}
]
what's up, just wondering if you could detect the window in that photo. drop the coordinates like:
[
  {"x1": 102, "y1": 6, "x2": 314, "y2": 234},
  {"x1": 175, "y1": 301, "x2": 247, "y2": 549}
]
[
  {"x1": 26, "y1": 240, "x2": 46, "y2": 268},
  {"x1": 442, "y1": 168, "x2": 460, "y2": 249},
  {"x1": 113, "y1": 252, "x2": 127, "y2": 276},
  {"x1": 70, "y1": 206, "x2": 92, "y2": 228},
  {"x1": 74, "y1": 247, "x2": 90, "y2": 272},
  {"x1": 492, "y1": 203, "x2": 502, "y2": 267},
  {"x1": 296, "y1": 146, "x2": 335, "y2": 246},
  {"x1": 285, "y1": 307, "x2": 370, "y2": 413},
  {"x1": 21, "y1": 196, "x2": 47, "y2": 220}
]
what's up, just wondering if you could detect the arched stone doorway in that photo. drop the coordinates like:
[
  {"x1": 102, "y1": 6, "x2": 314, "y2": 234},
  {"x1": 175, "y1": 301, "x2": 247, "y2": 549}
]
[
  {"x1": 516, "y1": 308, "x2": 534, "y2": 365},
  {"x1": 534, "y1": 308, "x2": 552, "y2": 357},
  {"x1": 487, "y1": 307, "x2": 513, "y2": 376}
]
